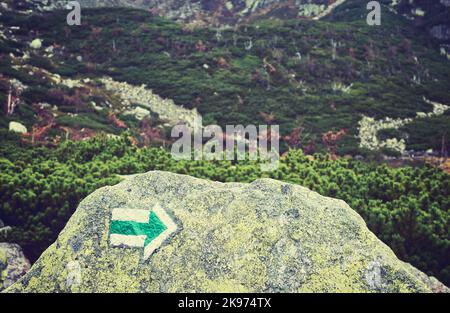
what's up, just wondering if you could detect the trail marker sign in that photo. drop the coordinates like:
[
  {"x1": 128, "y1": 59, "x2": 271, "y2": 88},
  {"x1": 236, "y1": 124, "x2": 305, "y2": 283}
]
[{"x1": 109, "y1": 204, "x2": 177, "y2": 260}]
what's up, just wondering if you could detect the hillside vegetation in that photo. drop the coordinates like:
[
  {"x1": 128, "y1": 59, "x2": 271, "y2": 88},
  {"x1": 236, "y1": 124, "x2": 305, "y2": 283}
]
[{"x1": 1, "y1": 5, "x2": 450, "y2": 154}]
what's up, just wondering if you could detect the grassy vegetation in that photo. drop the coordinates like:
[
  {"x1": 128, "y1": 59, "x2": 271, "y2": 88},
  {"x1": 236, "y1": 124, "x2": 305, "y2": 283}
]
[{"x1": 1, "y1": 5, "x2": 449, "y2": 153}]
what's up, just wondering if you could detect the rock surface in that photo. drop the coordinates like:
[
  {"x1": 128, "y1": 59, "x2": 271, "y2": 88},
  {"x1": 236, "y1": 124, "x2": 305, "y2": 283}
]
[
  {"x1": 8, "y1": 122, "x2": 27, "y2": 134},
  {"x1": 5, "y1": 171, "x2": 449, "y2": 293},
  {"x1": 46, "y1": 0, "x2": 341, "y2": 24},
  {"x1": 29, "y1": 38, "x2": 42, "y2": 49},
  {"x1": 0, "y1": 243, "x2": 31, "y2": 291},
  {"x1": 100, "y1": 77, "x2": 200, "y2": 127}
]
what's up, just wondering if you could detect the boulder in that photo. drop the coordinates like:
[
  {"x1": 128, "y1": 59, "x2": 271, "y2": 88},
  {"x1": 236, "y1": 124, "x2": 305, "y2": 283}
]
[
  {"x1": 124, "y1": 106, "x2": 151, "y2": 120},
  {"x1": 430, "y1": 25, "x2": 450, "y2": 41},
  {"x1": 29, "y1": 38, "x2": 42, "y2": 49},
  {"x1": 8, "y1": 122, "x2": 27, "y2": 134},
  {"x1": 5, "y1": 171, "x2": 449, "y2": 293},
  {"x1": 0, "y1": 243, "x2": 31, "y2": 291}
]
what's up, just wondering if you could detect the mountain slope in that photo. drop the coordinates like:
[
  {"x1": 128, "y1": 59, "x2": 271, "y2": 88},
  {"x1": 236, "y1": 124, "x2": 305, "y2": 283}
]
[
  {"x1": 2, "y1": 5, "x2": 448, "y2": 154},
  {"x1": 48, "y1": 0, "x2": 344, "y2": 25}
]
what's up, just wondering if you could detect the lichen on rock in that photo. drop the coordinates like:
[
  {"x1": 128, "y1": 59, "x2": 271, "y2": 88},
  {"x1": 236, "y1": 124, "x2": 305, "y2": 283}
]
[
  {"x1": 4, "y1": 171, "x2": 449, "y2": 293},
  {"x1": 0, "y1": 243, "x2": 31, "y2": 291}
]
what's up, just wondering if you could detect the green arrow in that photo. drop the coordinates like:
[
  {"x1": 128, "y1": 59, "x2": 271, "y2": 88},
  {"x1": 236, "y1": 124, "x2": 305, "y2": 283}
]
[
  {"x1": 109, "y1": 211, "x2": 167, "y2": 247},
  {"x1": 109, "y1": 205, "x2": 178, "y2": 260}
]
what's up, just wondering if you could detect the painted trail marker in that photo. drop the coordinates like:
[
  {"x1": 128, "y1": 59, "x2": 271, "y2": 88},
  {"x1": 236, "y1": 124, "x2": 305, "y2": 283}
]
[{"x1": 109, "y1": 204, "x2": 177, "y2": 260}]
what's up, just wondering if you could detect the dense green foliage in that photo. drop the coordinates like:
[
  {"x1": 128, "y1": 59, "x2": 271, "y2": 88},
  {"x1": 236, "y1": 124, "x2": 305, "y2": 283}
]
[{"x1": 0, "y1": 133, "x2": 448, "y2": 284}]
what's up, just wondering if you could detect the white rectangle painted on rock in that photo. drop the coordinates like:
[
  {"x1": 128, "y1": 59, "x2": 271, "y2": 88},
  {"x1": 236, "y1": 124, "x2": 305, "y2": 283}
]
[
  {"x1": 111, "y1": 208, "x2": 150, "y2": 223},
  {"x1": 110, "y1": 234, "x2": 146, "y2": 247}
]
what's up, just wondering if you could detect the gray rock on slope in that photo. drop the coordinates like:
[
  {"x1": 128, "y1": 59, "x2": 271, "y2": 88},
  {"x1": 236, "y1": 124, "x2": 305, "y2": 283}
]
[
  {"x1": 0, "y1": 243, "x2": 31, "y2": 291},
  {"x1": 47, "y1": 0, "x2": 337, "y2": 23},
  {"x1": 5, "y1": 171, "x2": 449, "y2": 293}
]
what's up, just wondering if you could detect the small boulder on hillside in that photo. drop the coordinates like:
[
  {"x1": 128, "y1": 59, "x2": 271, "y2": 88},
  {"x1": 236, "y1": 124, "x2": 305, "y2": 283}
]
[
  {"x1": 29, "y1": 38, "x2": 42, "y2": 49},
  {"x1": 0, "y1": 243, "x2": 31, "y2": 291},
  {"x1": 8, "y1": 122, "x2": 27, "y2": 134},
  {"x1": 5, "y1": 171, "x2": 449, "y2": 293}
]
